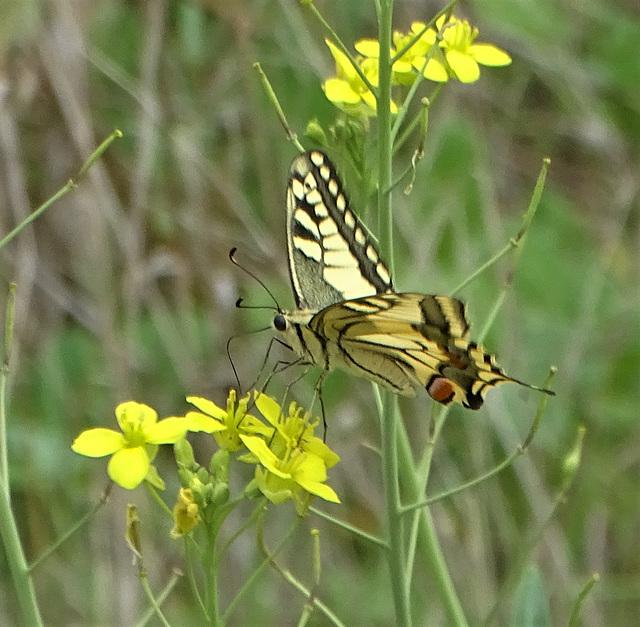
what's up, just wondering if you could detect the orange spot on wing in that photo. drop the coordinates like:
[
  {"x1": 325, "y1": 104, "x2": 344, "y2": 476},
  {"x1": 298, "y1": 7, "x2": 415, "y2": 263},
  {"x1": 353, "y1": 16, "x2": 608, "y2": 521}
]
[{"x1": 428, "y1": 377, "x2": 455, "y2": 405}]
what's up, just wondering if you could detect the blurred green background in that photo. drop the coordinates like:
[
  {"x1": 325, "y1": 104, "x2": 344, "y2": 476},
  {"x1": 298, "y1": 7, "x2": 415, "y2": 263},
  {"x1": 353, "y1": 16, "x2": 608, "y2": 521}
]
[{"x1": 0, "y1": 0, "x2": 638, "y2": 624}]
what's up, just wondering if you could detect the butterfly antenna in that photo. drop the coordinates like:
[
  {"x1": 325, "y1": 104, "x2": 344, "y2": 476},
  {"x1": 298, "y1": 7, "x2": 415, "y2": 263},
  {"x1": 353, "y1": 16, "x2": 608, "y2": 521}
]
[{"x1": 229, "y1": 247, "x2": 281, "y2": 311}]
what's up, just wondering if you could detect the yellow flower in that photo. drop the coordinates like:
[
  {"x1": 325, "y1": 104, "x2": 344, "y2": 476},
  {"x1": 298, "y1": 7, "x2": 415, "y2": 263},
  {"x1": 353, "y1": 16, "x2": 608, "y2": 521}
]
[
  {"x1": 170, "y1": 487, "x2": 201, "y2": 538},
  {"x1": 254, "y1": 393, "x2": 340, "y2": 469},
  {"x1": 72, "y1": 401, "x2": 188, "y2": 490},
  {"x1": 240, "y1": 433, "x2": 340, "y2": 516},
  {"x1": 238, "y1": 394, "x2": 340, "y2": 515},
  {"x1": 393, "y1": 26, "x2": 449, "y2": 83},
  {"x1": 323, "y1": 39, "x2": 397, "y2": 116},
  {"x1": 425, "y1": 16, "x2": 512, "y2": 84},
  {"x1": 184, "y1": 390, "x2": 273, "y2": 452}
]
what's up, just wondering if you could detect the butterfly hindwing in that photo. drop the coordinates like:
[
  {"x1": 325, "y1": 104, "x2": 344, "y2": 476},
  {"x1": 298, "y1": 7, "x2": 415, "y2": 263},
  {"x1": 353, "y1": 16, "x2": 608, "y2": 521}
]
[{"x1": 307, "y1": 292, "x2": 516, "y2": 408}]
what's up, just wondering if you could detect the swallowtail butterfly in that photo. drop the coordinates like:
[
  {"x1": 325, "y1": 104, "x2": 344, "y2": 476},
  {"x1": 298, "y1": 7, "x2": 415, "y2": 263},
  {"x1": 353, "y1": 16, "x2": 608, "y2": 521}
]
[{"x1": 272, "y1": 150, "x2": 553, "y2": 409}]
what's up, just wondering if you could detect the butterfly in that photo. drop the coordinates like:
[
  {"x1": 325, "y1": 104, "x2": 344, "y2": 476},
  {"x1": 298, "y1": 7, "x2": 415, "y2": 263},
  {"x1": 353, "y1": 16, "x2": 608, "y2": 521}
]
[{"x1": 272, "y1": 150, "x2": 553, "y2": 409}]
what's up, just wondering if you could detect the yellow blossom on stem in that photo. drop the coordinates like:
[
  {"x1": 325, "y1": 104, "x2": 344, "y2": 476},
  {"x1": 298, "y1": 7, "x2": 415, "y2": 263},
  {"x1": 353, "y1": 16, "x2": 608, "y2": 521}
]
[
  {"x1": 396, "y1": 23, "x2": 449, "y2": 83},
  {"x1": 240, "y1": 433, "x2": 340, "y2": 516},
  {"x1": 357, "y1": 31, "x2": 445, "y2": 85},
  {"x1": 415, "y1": 16, "x2": 512, "y2": 84},
  {"x1": 254, "y1": 393, "x2": 340, "y2": 470},
  {"x1": 323, "y1": 39, "x2": 397, "y2": 116},
  {"x1": 71, "y1": 401, "x2": 189, "y2": 490},
  {"x1": 184, "y1": 390, "x2": 273, "y2": 452}
]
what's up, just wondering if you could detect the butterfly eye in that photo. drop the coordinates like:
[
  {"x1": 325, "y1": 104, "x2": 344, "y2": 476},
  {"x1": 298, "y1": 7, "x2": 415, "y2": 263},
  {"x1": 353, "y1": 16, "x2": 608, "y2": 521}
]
[{"x1": 273, "y1": 315, "x2": 288, "y2": 332}]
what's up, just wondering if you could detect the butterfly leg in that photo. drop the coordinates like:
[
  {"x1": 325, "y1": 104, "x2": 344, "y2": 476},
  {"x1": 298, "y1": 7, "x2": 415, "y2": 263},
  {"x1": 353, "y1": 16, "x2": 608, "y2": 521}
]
[{"x1": 310, "y1": 370, "x2": 328, "y2": 442}]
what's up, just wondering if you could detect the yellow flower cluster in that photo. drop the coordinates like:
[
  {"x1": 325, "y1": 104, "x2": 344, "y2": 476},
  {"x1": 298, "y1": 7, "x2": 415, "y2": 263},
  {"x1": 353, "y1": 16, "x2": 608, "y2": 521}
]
[
  {"x1": 323, "y1": 15, "x2": 512, "y2": 116},
  {"x1": 72, "y1": 391, "x2": 340, "y2": 527},
  {"x1": 238, "y1": 394, "x2": 340, "y2": 516}
]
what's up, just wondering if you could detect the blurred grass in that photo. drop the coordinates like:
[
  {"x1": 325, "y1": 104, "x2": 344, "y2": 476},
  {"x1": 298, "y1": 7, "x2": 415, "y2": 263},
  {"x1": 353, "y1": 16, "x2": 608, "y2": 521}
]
[{"x1": 0, "y1": 0, "x2": 638, "y2": 624}]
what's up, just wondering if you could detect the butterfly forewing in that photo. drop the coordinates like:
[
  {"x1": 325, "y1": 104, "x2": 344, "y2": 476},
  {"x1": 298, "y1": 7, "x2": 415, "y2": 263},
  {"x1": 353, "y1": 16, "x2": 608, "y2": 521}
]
[{"x1": 286, "y1": 151, "x2": 392, "y2": 310}]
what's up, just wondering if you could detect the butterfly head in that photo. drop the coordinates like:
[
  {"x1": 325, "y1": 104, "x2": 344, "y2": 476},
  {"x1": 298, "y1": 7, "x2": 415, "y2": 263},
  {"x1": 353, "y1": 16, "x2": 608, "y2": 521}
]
[{"x1": 271, "y1": 308, "x2": 317, "y2": 361}]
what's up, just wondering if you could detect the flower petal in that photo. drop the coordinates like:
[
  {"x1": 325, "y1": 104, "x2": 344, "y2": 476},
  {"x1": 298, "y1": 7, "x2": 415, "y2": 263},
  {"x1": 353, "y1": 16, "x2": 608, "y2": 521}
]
[
  {"x1": 323, "y1": 78, "x2": 361, "y2": 105},
  {"x1": 446, "y1": 50, "x2": 480, "y2": 83},
  {"x1": 354, "y1": 39, "x2": 380, "y2": 58},
  {"x1": 116, "y1": 401, "x2": 158, "y2": 433},
  {"x1": 186, "y1": 396, "x2": 227, "y2": 420},
  {"x1": 360, "y1": 89, "x2": 378, "y2": 112},
  {"x1": 255, "y1": 393, "x2": 282, "y2": 427},
  {"x1": 239, "y1": 415, "x2": 274, "y2": 437},
  {"x1": 325, "y1": 39, "x2": 357, "y2": 81},
  {"x1": 184, "y1": 411, "x2": 227, "y2": 433},
  {"x1": 108, "y1": 446, "x2": 150, "y2": 489},
  {"x1": 239, "y1": 435, "x2": 289, "y2": 478},
  {"x1": 413, "y1": 57, "x2": 449, "y2": 82},
  {"x1": 144, "y1": 417, "x2": 189, "y2": 443},
  {"x1": 469, "y1": 43, "x2": 512, "y2": 66},
  {"x1": 292, "y1": 453, "x2": 327, "y2": 483},
  {"x1": 72, "y1": 428, "x2": 125, "y2": 457},
  {"x1": 410, "y1": 22, "x2": 437, "y2": 47},
  {"x1": 303, "y1": 437, "x2": 341, "y2": 469},
  {"x1": 392, "y1": 59, "x2": 413, "y2": 74},
  {"x1": 300, "y1": 480, "x2": 341, "y2": 503}
]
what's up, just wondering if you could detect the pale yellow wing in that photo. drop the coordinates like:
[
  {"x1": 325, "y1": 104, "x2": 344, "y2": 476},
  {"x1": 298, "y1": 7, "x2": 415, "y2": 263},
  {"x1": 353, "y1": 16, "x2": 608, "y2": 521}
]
[{"x1": 309, "y1": 293, "x2": 542, "y2": 409}]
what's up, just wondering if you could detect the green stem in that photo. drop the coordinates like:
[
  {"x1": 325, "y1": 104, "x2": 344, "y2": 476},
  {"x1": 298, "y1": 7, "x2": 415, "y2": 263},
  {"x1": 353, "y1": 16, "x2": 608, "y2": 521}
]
[
  {"x1": 255, "y1": 515, "x2": 344, "y2": 627},
  {"x1": 0, "y1": 132, "x2": 120, "y2": 626},
  {"x1": 568, "y1": 573, "x2": 600, "y2": 627},
  {"x1": 376, "y1": 0, "x2": 394, "y2": 270},
  {"x1": 396, "y1": 421, "x2": 468, "y2": 627},
  {"x1": 214, "y1": 499, "x2": 266, "y2": 567},
  {"x1": 0, "y1": 284, "x2": 42, "y2": 626},
  {"x1": 392, "y1": 95, "x2": 431, "y2": 158},
  {"x1": 375, "y1": 3, "x2": 418, "y2": 625},
  {"x1": 308, "y1": 505, "x2": 387, "y2": 548},
  {"x1": 0, "y1": 490, "x2": 43, "y2": 626},
  {"x1": 183, "y1": 537, "x2": 209, "y2": 623},
  {"x1": 375, "y1": 390, "x2": 412, "y2": 627},
  {"x1": 401, "y1": 403, "x2": 467, "y2": 625},
  {"x1": 408, "y1": 450, "x2": 521, "y2": 512},
  {"x1": 223, "y1": 509, "x2": 300, "y2": 623},
  {"x1": 138, "y1": 565, "x2": 172, "y2": 627},
  {"x1": 206, "y1": 522, "x2": 221, "y2": 626},
  {"x1": 0, "y1": 130, "x2": 122, "y2": 252},
  {"x1": 0, "y1": 283, "x2": 16, "y2": 491},
  {"x1": 403, "y1": 383, "x2": 553, "y2": 513},
  {"x1": 451, "y1": 158, "x2": 550, "y2": 297},
  {"x1": 29, "y1": 483, "x2": 112, "y2": 571},
  {"x1": 134, "y1": 570, "x2": 182, "y2": 627},
  {"x1": 484, "y1": 426, "x2": 584, "y2": 625},
  {"x1": 253, "y1": 63, "x2": 305, "y2": 152},
  {"x1": 145, "y1": 482, "x2": 174, "y2": 518}
]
